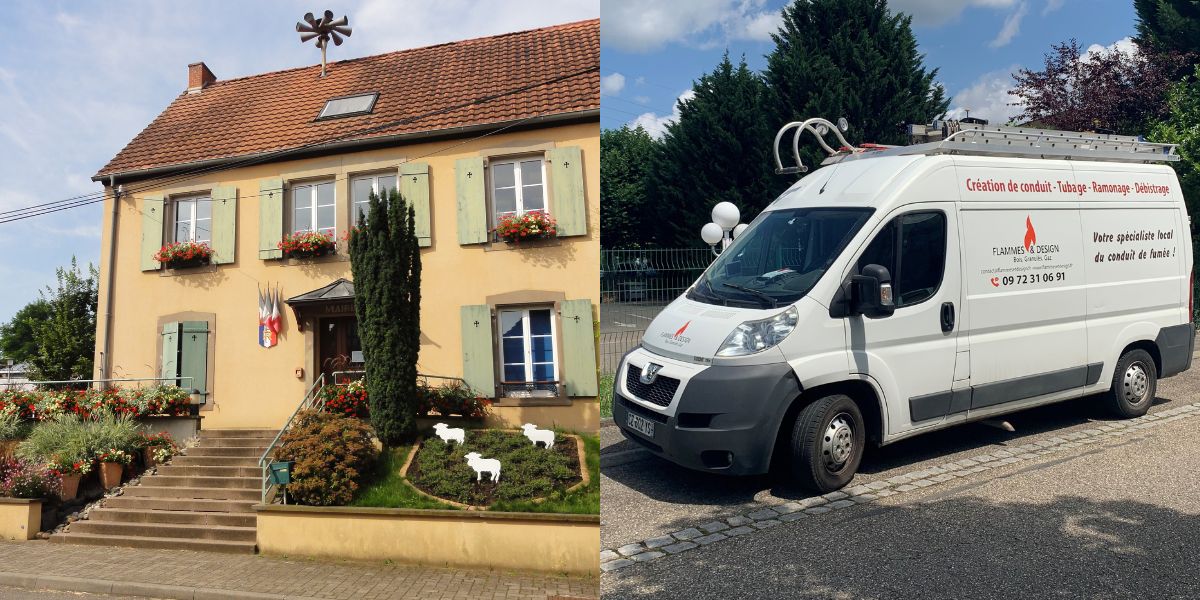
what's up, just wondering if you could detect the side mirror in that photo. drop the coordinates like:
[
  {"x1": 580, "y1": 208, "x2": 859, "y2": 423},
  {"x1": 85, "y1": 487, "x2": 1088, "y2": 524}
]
[{"x1": 849, "y1": 264, "x2": 895, "y2": 318}]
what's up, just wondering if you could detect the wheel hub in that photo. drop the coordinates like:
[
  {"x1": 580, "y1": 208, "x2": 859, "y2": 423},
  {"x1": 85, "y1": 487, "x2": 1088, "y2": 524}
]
[
  {"x1": 1122, "y1": 363, "x2": 1150, "y2": 404},
  {"x1": 822, "y1": 413, "x2": 854, "y2": 470}
]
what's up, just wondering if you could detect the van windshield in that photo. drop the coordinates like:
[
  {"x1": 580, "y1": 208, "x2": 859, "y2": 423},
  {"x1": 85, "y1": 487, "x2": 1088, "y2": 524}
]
[{"x1": 689, "y1": 207, "x2": 874, "y2": 308}]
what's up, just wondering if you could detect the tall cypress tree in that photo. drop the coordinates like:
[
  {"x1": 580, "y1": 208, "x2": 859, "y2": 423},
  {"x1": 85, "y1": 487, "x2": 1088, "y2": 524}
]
[
  {"x1": 600, "y1": 125, "x2": 659, "y2": 249},
  {"x1": 649, "y1": 53, "x2": 781, "y2": 247},
  {"x1": 349, "y1": 188, "x2": 422, "y2": 444},
  {"x1": 765, "y1": 0, "x2": 949, "y2": 174}
]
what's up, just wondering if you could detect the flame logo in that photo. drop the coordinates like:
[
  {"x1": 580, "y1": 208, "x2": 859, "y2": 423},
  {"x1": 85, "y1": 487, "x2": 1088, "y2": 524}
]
[
  {"x1": 1023, "y1": 216, "x2": 1036, "y2": 251},
  {"x1": 674, "y1": 321, "x2": 691, "y2": 338}
]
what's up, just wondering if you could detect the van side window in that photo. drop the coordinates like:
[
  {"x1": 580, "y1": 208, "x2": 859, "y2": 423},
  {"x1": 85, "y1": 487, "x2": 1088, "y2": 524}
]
[{"x1": 857, "y1": 211, "x2": 946, "y2": 308}]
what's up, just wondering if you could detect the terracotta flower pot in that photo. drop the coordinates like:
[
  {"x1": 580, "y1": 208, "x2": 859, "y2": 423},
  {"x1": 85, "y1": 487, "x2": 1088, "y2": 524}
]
[
  {"x1": 59, "y1": 474, "x2": 81, "y2": 499},
  {"x1": 99, "y1": 462, "x2": 123, "y2": 489},
  {"x1": 143, "y1": 447, "x2": 157, "y2": 468},
  {"x1": 0, "y1": 440, "x2": 19, "y2": 460}
]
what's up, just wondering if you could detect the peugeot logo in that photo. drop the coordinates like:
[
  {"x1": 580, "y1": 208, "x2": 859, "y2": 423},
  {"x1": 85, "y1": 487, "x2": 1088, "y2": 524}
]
[{"x1": 640, "y1": 363, "x2": 663, "y2": 385}]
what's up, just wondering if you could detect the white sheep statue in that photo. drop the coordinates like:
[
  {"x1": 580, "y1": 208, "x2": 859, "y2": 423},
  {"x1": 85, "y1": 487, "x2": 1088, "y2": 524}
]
[
  {"x1": 521, "y1": 423, "x2": 556, "y2": 449},
  {"x1": 432, "y1": 422, "x2": 465, "y2": 446},
  {"x1": 464, "y1": 452, "x2": 501, "y2": 483}
]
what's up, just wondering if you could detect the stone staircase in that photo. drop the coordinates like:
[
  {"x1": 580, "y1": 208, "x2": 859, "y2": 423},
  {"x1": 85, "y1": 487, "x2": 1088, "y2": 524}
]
[{"x1": 50, "y1": 429, "x2": 276, "y2": 554}]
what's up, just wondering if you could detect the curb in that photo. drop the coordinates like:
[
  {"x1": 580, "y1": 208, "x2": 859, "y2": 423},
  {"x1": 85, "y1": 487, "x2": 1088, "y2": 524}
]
[
  {"x1": 0, "y1": 570, "x2": 301, "y2": 600},
  {"x1": 600, "y1": 417, "x2": 614, "y2": 428},
  {"x1": 600, "y1": 401, "x2": 1200, "y2": 573}
]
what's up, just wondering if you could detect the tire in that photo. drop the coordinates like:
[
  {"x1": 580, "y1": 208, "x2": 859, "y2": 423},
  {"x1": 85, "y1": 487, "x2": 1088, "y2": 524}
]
[
  {"x1": 789, "y1": 394, "x2": 865, "y2": 493},
  {"x1": 1105, "y1": 349, "x2": 1157, "y2": 418}
]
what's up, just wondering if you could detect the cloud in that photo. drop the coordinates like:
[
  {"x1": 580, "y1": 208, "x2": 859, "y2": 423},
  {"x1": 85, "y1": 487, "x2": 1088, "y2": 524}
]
[
  {"x1": 601, "y1": 72, "x2": 627, "y2": 95},
  {"x1": 889, "y1": 0, "x2": 1019, "y2": 27},
  {"x1": 629, "y1": 90, "x2": 695, "y2": 138},
  {"x1": 601, "y1": 0, "x2": 782, "y2": 53},
  {"x1": 989, "y1": 1, "x2": 1028, "y2": 48},
  {"x1": 355, "y1": 0, "x2": 597, "y2": 54},
  {"x1": 1042, "y1": 0, "x2": 1066, "y2": 15},
  {"x1": 943, "y1": 66, "x2": 1024, "y2": 125},
  {"x1": 1084, "y1": 36, "x2": 1137, "y2": 59}
]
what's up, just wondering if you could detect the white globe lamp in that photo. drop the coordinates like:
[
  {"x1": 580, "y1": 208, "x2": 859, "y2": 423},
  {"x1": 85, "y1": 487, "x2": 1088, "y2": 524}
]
[
  {"x1": 701, "y1": 222, "x2": 724, "y2": 246},
  {"x1": 711, "y1": 202, "x2": 740, "y2": 230},
  {"x1": 732, "y1": 223, "x2": 749, "y2": 239}
]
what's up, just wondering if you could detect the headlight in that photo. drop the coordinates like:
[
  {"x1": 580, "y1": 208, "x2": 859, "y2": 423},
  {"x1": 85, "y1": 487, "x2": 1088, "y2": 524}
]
[{"x1": 716, "y1": 306, "x2": 799, "y2": 357}]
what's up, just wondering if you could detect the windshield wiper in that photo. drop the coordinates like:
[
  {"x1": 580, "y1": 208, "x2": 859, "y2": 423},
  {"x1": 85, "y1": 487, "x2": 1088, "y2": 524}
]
[{"x1": 721, "y1": 283, "x2": 777, "y2": 308}]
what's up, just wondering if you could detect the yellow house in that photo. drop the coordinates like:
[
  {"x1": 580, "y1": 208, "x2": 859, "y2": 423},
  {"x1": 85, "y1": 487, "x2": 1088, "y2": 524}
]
[{"x1": 90, "y1": 20, "x2": 601, "y2": 433}]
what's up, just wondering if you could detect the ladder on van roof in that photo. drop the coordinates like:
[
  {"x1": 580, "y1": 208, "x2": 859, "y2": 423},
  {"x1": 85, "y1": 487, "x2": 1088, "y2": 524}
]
[{"x1": 774, "y1": 118, "x2": 1180, "y2": 175}]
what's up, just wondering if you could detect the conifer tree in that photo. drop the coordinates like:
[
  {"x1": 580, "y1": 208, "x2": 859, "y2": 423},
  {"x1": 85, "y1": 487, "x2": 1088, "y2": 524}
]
[
  {"x1": 349, "y1": 188, "x2": 422, "y2": 444},
  {"x1": 600, "y1": 125, "x2": 659, "y2": 248}
]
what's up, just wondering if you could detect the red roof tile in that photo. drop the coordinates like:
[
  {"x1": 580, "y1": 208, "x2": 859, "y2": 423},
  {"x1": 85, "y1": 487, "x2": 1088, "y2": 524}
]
[{"x1": 95, "y1": 19, "x2": 599, "y2": 180}]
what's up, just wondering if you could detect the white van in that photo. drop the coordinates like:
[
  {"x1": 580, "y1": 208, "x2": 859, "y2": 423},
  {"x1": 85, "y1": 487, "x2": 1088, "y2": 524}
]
[{"x1": 614, "y1": 118, "x2": 1195, "y2": 492}]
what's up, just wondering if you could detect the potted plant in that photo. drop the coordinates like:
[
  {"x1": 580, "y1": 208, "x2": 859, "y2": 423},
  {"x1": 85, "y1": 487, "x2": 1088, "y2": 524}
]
[
  {"x1": 95, "y1": 448, "x2": 132, "y2": 489},
  {"x1": 493, "y1": 211, "x2": 557, "y2": 244},
  {"x1": 278, "y1": 231, "x2": 336, "y2": 259},
  {"x1": 47, "y1": 457, "x2": 91, "y2": 500},
  {"x1": 139, "y1": 432, "x2": 178, "y2": 467},
  {"x1": 153, "y1": 241, "x2": 213, "y2": 269}
]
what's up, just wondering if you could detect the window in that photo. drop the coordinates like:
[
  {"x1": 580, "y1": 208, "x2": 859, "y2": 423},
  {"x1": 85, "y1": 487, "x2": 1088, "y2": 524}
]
[
  {"x1": 499, "y1": 307, "x2": 558, "y2": 385},
  {"x1": 317, "y1": 93, "x2": 378, "y2": 120},
  {"x1": 351, "y1": 173, "x2": 397, "y2": 225},
  {"x1": 856, "y1": 211, "x2": 947, "y2": 308},
  {"x1": 292, "y1": 181, "x2": 336, "y2": 235},
  {"x1": 490, "y1": 157, "x2": 547, "y2": 224},
  {"x1": 173, "y1": 195, "x2": 212, "y2": 244}
]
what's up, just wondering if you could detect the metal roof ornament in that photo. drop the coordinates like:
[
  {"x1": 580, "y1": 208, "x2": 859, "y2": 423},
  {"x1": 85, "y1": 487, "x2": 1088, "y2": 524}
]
[{"x1": 296, "y1": 10, "x2": 353, "y2": 77}]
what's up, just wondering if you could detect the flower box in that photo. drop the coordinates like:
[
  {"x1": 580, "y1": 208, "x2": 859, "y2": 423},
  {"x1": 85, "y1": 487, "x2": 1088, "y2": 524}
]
[
  {"x1": 493, "y1": 211, "x2": 557, "y2": 244},
  {"x1": 154, "y1": 241, "x2": 213, "y2": 269},
  {"x1": 279, "y1": 231, "x2": 336, "y2": 259}
]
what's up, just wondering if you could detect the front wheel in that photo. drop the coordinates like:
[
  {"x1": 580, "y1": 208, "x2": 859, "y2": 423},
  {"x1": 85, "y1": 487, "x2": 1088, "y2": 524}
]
[
  {"x1": 1105, "y1": 349, "x2": 1157, "y2": 418},
  {"x1": 789, "y1": 394, "x2": 865, "y2": 493}
]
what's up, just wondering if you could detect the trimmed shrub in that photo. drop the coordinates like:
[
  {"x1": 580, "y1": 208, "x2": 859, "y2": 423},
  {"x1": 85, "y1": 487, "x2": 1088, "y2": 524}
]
[{"x1": 278, "y1": 410, "x2": 379, "y2": 506}]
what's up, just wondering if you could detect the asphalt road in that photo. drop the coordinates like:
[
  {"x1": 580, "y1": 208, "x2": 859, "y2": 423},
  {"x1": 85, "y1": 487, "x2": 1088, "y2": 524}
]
[
  {"x1": 602, "y1": 360, "x2": 1200, "y2": 599},
  {"x1": 599, "y1": 301, "x2": 667, "y2": 334}
]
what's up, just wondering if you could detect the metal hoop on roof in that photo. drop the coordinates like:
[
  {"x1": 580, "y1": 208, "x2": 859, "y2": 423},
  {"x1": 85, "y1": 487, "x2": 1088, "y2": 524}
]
[{"x1": 773, "y1": 118, "x2": 856, "y2": 175}]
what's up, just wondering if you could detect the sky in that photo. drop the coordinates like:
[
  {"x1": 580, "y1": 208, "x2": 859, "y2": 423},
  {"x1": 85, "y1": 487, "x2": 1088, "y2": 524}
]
[
  {"x1": 600, "y1": 0, "x2": 1139, "y2": 136},
  {"x1": 0, "y1": 0, "x2": 599, "y2": 325}
]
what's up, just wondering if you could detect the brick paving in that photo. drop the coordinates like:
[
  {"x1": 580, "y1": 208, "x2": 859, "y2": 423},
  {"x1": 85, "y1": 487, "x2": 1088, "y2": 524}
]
[{"x1": 0, "y1": 541, "x2": 597, "y2": 600}]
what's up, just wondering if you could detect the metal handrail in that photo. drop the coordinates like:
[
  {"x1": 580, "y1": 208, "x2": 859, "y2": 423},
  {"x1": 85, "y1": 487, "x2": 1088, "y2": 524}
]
[
  {"x1": 0, "y1": 376, "x2": 195, "y2": 389},
  {"x1": 258, "y1": 373, "x2": 326, "y2": 504}
]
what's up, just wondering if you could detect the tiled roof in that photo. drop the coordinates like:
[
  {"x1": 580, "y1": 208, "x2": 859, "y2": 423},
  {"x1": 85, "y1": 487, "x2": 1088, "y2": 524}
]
[{"x1": 95, "y1": 19, "x2": 599, "y2": 180}]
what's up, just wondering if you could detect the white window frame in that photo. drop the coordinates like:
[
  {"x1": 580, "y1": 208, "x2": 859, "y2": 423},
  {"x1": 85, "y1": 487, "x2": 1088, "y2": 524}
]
[
  {"x1": 172, "y1": 194, "x2": 212, "y2": 244},
  {"x1": 291, "y1": 180, "x2": 336, "y2": 235},
  {"x1": 489, "y1": 156, "x2": 549, "y2": 226},
  {"x1": 498, "y1": 306, "x2": 559, "y2": 384},
  {"x1": 350, "y1": 172, "x2": 398, "y2": 226}
]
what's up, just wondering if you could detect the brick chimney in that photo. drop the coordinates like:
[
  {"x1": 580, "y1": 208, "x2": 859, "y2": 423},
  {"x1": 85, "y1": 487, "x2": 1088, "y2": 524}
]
[{"x1": 188, "y1": 62, "x2": 217, "y2": 93}]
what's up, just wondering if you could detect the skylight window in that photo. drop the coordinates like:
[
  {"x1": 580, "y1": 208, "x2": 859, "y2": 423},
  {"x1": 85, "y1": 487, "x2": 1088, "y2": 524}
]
[{"x1": 317, "y1": 93, "x2": 378, "y2": 120}]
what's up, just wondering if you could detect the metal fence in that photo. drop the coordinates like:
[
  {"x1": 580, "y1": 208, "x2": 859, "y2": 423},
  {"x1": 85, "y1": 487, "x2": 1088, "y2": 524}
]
[{"x1": 599, "y1": 248, "x2": 713, "y2": 375}]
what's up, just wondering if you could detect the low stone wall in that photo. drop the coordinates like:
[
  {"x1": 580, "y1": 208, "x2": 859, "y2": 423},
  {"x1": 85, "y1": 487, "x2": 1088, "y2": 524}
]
[
  {"x1": 0, "y1": 499, "x2": 41, "y2": 541},
  {"x1": 255, "y1": 505, "x2": 599, "y2": 575},
  {"x1": 136, "y1": 416, "x2": 202, "y2": 442}
]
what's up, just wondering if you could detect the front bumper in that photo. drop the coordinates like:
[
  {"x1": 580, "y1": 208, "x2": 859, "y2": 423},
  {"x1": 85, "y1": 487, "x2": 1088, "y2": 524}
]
[{"x1": 613, "y1": 349, "x2": 801, "y2": 475}]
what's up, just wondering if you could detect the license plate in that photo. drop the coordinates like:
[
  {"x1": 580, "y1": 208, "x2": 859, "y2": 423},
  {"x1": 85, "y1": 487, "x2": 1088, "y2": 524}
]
[{"x1": 626, "y1": 412, "x2": 656, "y2": 438}]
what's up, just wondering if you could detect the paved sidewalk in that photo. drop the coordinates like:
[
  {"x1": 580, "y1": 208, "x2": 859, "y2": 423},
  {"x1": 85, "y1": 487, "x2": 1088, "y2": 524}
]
[{"x1": 0, "y1": 542, "x2": 597, "y2": 600}]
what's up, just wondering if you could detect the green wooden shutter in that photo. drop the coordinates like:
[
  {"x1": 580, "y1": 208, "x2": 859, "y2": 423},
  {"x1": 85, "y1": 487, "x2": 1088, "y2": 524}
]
[
  {"x1": 259, "y1": 177, "x2": 284, "y2": 259},
  {"x1": 211, "y1": 185, "x2": 237, "y2": 265},
  {"x1": 455, "y1": 157, "x2": 487, "y2": 244},
  {"x1": 141, "y1": 196, "x2": 165, "y2": 271},
  {"x1": 460, "y1": 305, "x2": 495, "y2": 398},
  {"x1": 180, "y1": 321, "x2": 209, "y2": 399},
  {"x1": 401, "y1": 162, "x2": 432, "y2": 247},
  {"x1": 560, "y1": 300, "x2": 598, "y2": 397},
  {"x1": 548, "y1": 146, "x2": 587, "y2": 237},
  {"x1": 160, "y1": 322, "x2": 180, "y2": 380}
]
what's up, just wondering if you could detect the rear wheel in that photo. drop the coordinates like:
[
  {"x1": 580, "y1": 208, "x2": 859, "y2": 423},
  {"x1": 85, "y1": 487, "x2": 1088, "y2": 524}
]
[
  {"x1": 789, "y1": 394, "x2": 865, "y2": 493},
  {"x1": 1105, "y1": 349, "x2": 1157, "y2": 418}
]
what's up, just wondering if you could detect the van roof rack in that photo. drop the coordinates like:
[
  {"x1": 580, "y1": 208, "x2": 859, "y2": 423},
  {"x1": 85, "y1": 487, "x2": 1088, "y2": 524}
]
[{"x1": 774, "y1": 118, "x2": 1179, "y2": 175}]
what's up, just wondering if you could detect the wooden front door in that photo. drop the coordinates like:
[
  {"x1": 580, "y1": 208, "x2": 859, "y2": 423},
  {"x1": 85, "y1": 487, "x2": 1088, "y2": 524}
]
[{"x1": 318, "y1": 316, "x2": 363, "y2": 383}]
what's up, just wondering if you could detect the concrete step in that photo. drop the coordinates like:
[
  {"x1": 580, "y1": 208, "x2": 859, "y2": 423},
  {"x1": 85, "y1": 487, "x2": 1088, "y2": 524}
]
[
  {"x1": 155, "y1": 465, "x2": 261, "y2": 478},
  {"x1": 198, "y1": 437, "x2": 279, "y2": 448},
  {"x1": 198, "y1": 429, "x2": 277, "y2": 439},
  {"x1": 103, "y1": 496, "x2": 256, "y2": 513},
  {"x1": 122, "y1": 485, "x2": 260, "y2": 501},
  {"x1": 87, "y1": 508, "x2": 255, "y2": 528},
  {"x1": 68, "y1": 519, "x2": 256, "y2": 542},
  {"x1": 139, "y1": 475, "x2": 260, "y2": 490},
  {"x1": 184, "y1": 446, "x2": 269, "y2": 458},
  {"x1": 50, "y1": 532, "x2": 256, "y2": 554},
  {"x1": 170, "y1": 455, "x2": 260, "y2": 468}
]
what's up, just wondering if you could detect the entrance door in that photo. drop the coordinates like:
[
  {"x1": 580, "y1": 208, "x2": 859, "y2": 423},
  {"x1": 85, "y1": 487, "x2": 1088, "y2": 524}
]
[
  {"x1": 844, "y1": 204, "x2": 963, "y2": 434},
  {"x1": 318, "y1": 316, "x2": 363, "y2": 383}
]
